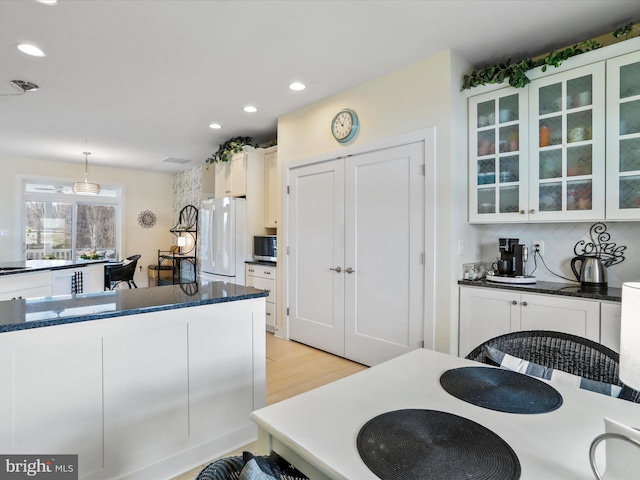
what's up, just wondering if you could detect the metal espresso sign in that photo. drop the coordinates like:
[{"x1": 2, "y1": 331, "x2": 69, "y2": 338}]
[{"x1": 0, "y1": 455, "x2": 77, "y2": 479}]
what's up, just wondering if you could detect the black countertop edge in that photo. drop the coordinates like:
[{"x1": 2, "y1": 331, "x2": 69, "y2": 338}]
[
  {"x1": 245, "y1": 260, "x2": 277, "y2": 266},
  {"x1": 458, "y1": 279, "x2": 622, "y2": 302},
  {"x1": 0, "y1": 281, "x2": 269, "y2": 333},
  {"x1": 0, "y1": 259, "x2": 109, "y2": 276}
]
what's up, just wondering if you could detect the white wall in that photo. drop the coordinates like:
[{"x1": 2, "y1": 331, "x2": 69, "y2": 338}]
[
  {"x1": 0, "y1": 157, "x2": 174, "y2": 287},
  {"x1": 277, "y1": 49, "x2": 477, "y2": 353}
]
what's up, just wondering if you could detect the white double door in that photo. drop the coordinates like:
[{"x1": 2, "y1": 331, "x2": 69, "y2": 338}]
[{"x1": 288, "y1": 142, "x2": 425, "y2": 366}]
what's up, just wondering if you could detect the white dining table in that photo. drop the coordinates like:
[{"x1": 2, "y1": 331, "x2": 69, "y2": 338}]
[{"x1": 250, "y1": 348, "x2": 640, "y2": 479}]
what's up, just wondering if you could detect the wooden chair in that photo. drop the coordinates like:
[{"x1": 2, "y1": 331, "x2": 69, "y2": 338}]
[
  {"x1": 466, "y1": 330, "x2": 640, "y2": 403},
  {"x1": 104, "y1": 254, "x2": 141, "y2": 290}
]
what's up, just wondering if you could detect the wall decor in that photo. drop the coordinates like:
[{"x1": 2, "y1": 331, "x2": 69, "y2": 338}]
[
  {"x1": 137, "y1": 210, "x2": 157, "y2": 229},
  {"x1": 573, "y1": 223, "x2": 626, "y2": 267}
]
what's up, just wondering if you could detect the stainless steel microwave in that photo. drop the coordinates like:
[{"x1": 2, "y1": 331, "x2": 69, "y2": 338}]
[{"x1": 253, "y1": 235, "x2": 277, "y2": 262}]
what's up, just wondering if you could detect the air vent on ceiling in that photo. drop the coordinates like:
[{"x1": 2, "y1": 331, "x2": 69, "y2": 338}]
[{"x1": 161, "y1": 157, "x2": 191, "y2": 165}]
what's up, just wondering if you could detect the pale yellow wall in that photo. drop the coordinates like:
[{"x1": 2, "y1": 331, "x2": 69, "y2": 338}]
[
  {"x1": 276, "y1": 49, "x2": 477, "y2": 353},
  {"x1": 0, "y1": 157, "x2": 174, "y2": 287}
]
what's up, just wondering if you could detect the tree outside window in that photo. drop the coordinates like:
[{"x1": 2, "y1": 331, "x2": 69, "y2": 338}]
[{"x1": 23, "y1": 180, "x2": 121, "y2": 261}]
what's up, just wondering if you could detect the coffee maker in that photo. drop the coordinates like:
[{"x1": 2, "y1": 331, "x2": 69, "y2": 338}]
[{"x1": 486, "y1": 238, "x2": 537, "y2": 284}]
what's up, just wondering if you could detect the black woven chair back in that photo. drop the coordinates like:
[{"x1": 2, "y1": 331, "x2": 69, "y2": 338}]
[
  {"x1": 105, "y1": 254, "x2": 141, "y2": 290},
  {"x1": 465, "y1": 330, "x2": 640, "y2": 403},
  {"x1": 196, "y1": 452, "x2": 308, "y2": 480}
]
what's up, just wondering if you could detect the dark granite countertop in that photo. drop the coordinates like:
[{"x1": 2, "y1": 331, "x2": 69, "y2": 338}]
[
  {"x1": 245, "y1": 260, "x2": 277, "y2": 267},
  {"x1": 0, "y1": 259, "x2": 109, "y2": 276},
  {"x1": 0, "y1": 281, "x2": 269, "y2": 333},
  {"x1": 458, "y1": 279, "x2": 622, "y2": 302}
]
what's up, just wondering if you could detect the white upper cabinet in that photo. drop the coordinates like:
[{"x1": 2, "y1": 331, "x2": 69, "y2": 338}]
[
  {"x1": 468, "y1": 38, "x2": 640, "y2": 223},
  {"x1": 469, "y1": 63, "x2": 605, "y2": 222},
  {"x1": 606, "y1": 49, "x2": 640, "y2": 220},
  {"x1": 264, "y1": 148, "x2": 278, "y2": 228},
  {"x1": 469, "y1": 89, "x2": 529, "y2": 222},
  {"x1": 528, "y1": 62, "x2": 606, "y2": 221},
  {"x1": 215, "y1": 151, "x2": 247, "y2": 198}
]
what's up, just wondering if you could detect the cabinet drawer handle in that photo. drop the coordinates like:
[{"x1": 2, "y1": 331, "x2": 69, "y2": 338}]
[
  {"x1": 522, "y1": 301, "x2": 528, "y2": 306},
  {"x1": 330, "y1": 266, "x2": 342, "y2": 273},
  {"x1": 263, "y1": 271, "x2": 271, "y2": 275},
  {"x1": 519, "y1": 210, "x2": 525, "y2": 215},
  {"x1": 248, "y1": 268, "x2": 254, "y2": 272},
  {"x1": 512, "y1": 300, "x2": 517, "y2": 305},
  {"x1": 529, "y1": 209, "x2": 536, "y2": 214},
  {"x1": 345, "y1": 267, "x2": 355, "y2": 274}
]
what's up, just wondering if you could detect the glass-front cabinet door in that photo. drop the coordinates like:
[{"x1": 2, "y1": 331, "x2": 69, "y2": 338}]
[
  {"x1": 606, "y1": 50, "x2": 640, "y2": 220},
  {"x1": 468, "y1": 89, "x2": 528, "y2": 222},
  {"x1": 528, "y1": 62, "x2": 605, "y2": 221}
]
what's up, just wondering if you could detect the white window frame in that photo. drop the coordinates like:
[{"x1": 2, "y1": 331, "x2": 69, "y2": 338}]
[{"x1": 18, "y1": 174, "x2": 124, "y2": 261}]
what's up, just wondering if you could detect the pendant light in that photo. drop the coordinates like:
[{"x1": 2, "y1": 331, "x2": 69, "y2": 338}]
[{"x1": 73, "y1": 151, "x2": 100, "y2": 194}]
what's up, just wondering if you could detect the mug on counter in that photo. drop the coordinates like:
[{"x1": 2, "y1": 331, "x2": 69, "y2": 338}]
[{"x1": 492, "y1": 259, "x2": 512, "y2": 275}]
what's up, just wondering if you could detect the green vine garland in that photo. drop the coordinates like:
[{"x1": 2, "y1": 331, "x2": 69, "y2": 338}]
[
  {"x1": 206, "y1": 136, "x2": 256, "y2": 164},
  {"x1": 462, "y1": 22, "x2": 639, "y2": 91}
]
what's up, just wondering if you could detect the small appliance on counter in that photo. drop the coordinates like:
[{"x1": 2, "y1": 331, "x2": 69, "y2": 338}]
[
  {"x1": 571, "y1": 255, "x2": 608, "y2": 288},
  {"x1": 253, "y1": 235, "x2": 277, "y2": 263},
  {"x1": 486, "y1": 237, "x2": 536, "y2": 284}
]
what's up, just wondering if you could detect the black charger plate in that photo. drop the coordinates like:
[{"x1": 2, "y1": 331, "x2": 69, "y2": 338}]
[
  {"x1": 440, "y1": 366, "x2": 563, "y2": 414},
  {"x1": 357, "y1": 409, "x2": 520, "y2": 480}
]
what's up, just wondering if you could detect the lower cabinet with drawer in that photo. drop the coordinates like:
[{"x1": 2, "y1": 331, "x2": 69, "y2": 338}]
[
  {"x1": 459, "y1": 286, "x2": 609, "y2": 358},
  {"x1": 246, "y1": 263, "x2": 277, "y2": 332},
  {"x1": 0, "y1": 271, "x2": 52, "y2": 301}
]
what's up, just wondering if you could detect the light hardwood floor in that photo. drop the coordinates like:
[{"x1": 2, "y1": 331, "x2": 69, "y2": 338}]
[{"x1": 172, "y1": 334, "x2": 368, "y2": 480}]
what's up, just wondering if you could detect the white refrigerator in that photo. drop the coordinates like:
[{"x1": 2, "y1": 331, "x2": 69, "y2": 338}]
[{"x1": 200, "y1": 197, "x2": 247, "y2": 284}]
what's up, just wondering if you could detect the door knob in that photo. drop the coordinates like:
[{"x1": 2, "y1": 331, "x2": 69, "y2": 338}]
[
  {"x1": 329, "y1": 266, "x2": 342, "y2": 273},
  {"x1": 345, "y1": 267, "x2": 355, "y2": 274}
]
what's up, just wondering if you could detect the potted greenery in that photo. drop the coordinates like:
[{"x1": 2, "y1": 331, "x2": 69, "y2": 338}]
[
  {"x1": 206, "y1": 136, "x2": 256, "y2": 164},
  {"x1": 461, "y1": 22, "x2": 639, "y2": 91}
]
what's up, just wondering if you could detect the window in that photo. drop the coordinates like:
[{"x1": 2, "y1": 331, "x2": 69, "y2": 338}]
[{"x1": 23, "y1": 179, "x2": 122, "y2": 261}]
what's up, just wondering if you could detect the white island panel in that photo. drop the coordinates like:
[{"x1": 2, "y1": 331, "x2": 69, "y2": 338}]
[{"x1": 0, "y1": 296, "x2": 266, "y2": 480}]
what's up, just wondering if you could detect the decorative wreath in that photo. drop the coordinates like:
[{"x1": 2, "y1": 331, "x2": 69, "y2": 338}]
[{"x1": 137, "y1": 210, "x2": 157, "y2": 229}]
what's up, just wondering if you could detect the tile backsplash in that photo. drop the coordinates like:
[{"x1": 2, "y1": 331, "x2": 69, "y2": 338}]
[{"x1": 476, "y1": 222, "x2": 640, "y2": 288}]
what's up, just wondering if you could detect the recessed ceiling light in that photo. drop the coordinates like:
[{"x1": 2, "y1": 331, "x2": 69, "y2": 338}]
[
  {"x1": 289, "y1": 82, "x2": 306, "y2": 91},
  {"x1": 17, "y1": 44, "x2": 46, "y2": 57},
  {"x1": 35, "y1": 0, "x2": 59, "y2": 5},
  {"x1": 209, "y1": 123, "x2": 222, "y2": 129},
  {"x1": 243, "y1": 105, "x2": 258, "y2": 113}
]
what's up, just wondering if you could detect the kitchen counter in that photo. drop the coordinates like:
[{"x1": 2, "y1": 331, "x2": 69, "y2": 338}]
[
  {"x1": 0, "y1": 279, "x2": 267, "y2": 479},
  {"x1": 0, "y1": 258, "x2": 108, "y2": 276},
  {"x1": 245, "y1": 259, "x2": 277, "y2": 266},
  {"x1": 458, "y1": 278, "x2": 622, "y2": 302},
  {"x1": 0, "y1": 280, "x2": 268, "y2": 333}
]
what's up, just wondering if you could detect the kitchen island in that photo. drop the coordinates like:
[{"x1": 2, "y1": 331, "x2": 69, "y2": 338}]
[
  {"x1": 0, "y1": 281, "x2": 268, "y2": 480},
  {"x1": 0, "y1": 259, "x2": 108, "y2": 299}
]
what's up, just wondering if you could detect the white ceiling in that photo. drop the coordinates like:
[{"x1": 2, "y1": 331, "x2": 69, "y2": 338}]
[{"x1": 1, "y1": 0, "x2": 638, "y2": 174}]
